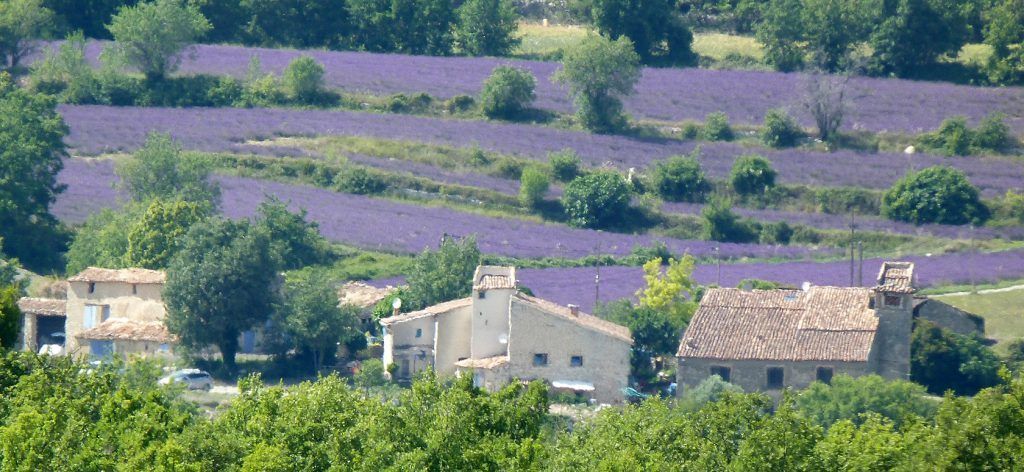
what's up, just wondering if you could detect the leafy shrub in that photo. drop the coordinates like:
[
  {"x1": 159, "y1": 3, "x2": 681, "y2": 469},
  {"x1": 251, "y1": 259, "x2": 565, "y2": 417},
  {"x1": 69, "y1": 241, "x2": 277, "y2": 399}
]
[
  {"x1": 553, "y1": 35, "x2": 641, "y2": 133},
  {"x1": 444, "y1": 94, "x2": 475, "y2": 113},
  {"x1": 386, "y1": 92, "x2": 432, "y2": 113},
  {"x1": 469, "y1": 147, "x2": 491, "y2": 166},
  {"x1": 548, "y1": 149, "x2": 582, "y2": 182},
  {"x1": 881, "y1": 166, "x2": 989, "y2": 225},
  {"x1": 207, "y1": 76, "x2": 243, "y2": 105},
  {"x1": 758, "y1": 221, "x2": 792, "y2": 245},
  {"x1": 518, "y1": 167, "x2": 550, "y2": 208},
  {"x1": 494, "y1": 158, "x2": 524, "y2": 179},
  {"x1": 919, "y1": 116, "x2": 973, "y2": 156},
  {"x1": 562, "y1": 171, "x2": 632, "y2": 228},
  {"x1": 650, "y1": 154, "x2": 710, "y2": 203},
  {"x1": 336, "y1": 167, "x2": 387, "y2": 195},
  {"x1": 790, "y1": 226, "x2": 822, "y2": 244},
  {"x1": 911, "y1": 320, "x2": 1002, "y2": 396},
  {"x1": 796, "y1": 374, "x2": 937, "y2": 428},
  {"x1": 480, "y1": 66, "x2": 536, "y2": 119},
  {"x1": 997, "y1": 190, "x2": 1024, "y2": 223},
  {"x1": 242, "y1": 73, "x2": 285, "y2": 107},
  {"x1": 680, "y1": 122, "x2": 701, "y2": 140},
  {"x1": 762, "y1": 108, "x2": 802, "y2": 148},
  {"x1": 730, "y1": 154, "x2": 776, "y2": 195},
  {"x1": 702, "y1": 112, "x2": 734, "y2": 141},
  {"x1": 701, "y1": 199, "x2": 759, "y2": 243},
  {"x1": 282, "y1": 55, "x2": 325, "y2": 104},
  {"x1": 972, "y1": 113, "x2": 1013, "y2": 152},
  {"x1": 816, "y1": 187, "x2": 880, "y2": 215}
]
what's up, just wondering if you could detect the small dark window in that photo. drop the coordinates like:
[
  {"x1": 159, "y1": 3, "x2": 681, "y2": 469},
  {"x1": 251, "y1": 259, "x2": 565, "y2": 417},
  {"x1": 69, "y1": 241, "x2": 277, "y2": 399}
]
[
  {"x1": 478, "y1": 291, "x2": 486, "y2": 299},
  {"x1": 415, "y1": 328, "x2": 422, "y2": 338},
  {"x1": 816, "y1": 366, "x2": 834, "y2": 384},
  {"x1": 132, "y1": 284, "x2": 137, "y2": 295},
  {"x1": 88, "y1": 282, "x2": 95, "y2": 294},
  {"x1": 570, "y1": 355, "x2": 583, "y2": 367},
  {"x1": 766, "y1": 367, "x2": 785, "y2": 389},
  {"x1": 533, "y1": 353, "x2": 548, "y2": 366},
  {"x1": 709, "y1": 366, "x2": 731, "y2": 382},
  {"x1": 884, "y1": 295, "x2": 902, "y2": 307}
]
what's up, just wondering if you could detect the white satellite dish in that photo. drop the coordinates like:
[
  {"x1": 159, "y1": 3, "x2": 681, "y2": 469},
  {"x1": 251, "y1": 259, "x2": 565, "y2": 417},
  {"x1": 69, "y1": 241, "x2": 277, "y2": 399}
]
[
  {"x1": 392, "y1": 297, "x2": 402, "y2": 310},
  {"x1": 801, "y1": 281, "x2": 811, "y2": 291}
]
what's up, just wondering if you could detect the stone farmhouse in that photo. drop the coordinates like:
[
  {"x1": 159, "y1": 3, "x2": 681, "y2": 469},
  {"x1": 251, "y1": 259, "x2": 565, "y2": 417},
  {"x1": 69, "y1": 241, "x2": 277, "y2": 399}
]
[
  {"x1": 20, "y1": 267, "x2": 174, "y2": 359},
  {"x1": 676, "y1": 262, "x2": 984, "y2": 394},
  {"x1": 380, "y1": 266, "x2": 633, "y2": 403}
]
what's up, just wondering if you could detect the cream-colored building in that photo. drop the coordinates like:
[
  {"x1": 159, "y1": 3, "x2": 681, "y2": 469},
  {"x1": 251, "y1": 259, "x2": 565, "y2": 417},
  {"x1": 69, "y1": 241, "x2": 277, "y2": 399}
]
[
  {"x1": 21, "y1": 267, "x2": 175, "y2": 359},
  {"x1": 380, "y1": 266, "x2": 633, "y2": 404}
]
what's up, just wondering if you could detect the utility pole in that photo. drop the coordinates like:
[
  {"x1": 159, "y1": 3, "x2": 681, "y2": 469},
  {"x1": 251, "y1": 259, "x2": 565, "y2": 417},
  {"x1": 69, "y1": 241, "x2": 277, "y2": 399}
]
[
  {"x1": 857, "y1": 241, "x2": 863, "y2": 287},
  {"x1": 714, "y1": 246, "x2": 721, "y2": 286},
  {"x1": 848, "y1": 213, "x2": 857, "y2": 287}
]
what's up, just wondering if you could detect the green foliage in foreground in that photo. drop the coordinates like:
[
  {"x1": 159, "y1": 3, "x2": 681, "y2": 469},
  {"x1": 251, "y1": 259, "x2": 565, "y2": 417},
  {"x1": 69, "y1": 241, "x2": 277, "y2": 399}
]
[{"x1": 1, "y1": 352, "x2": 1024, "y2": 470}]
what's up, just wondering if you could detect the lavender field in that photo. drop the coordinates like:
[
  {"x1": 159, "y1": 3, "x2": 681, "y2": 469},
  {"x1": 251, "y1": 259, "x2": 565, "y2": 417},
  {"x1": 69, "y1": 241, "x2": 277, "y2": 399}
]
[
  {"x1": 55, "y1": 158, "x2": 818, "y2": 260},
  {"x1": 70, "y1": 42, "x2": 1024, "y2": 134},
  {"x1": 510, "y1": 250, "x2": 1024, "y2": 312},
  {"x1": 59, "y1": 105, "x2": 1024, "y2": 198}
]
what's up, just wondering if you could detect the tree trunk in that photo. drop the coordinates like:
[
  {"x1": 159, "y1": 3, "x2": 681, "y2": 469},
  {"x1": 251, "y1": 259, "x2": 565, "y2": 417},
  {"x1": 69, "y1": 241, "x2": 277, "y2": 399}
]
[{"x1": 219, "y1": 336, "x2": 239, "y2": 374}]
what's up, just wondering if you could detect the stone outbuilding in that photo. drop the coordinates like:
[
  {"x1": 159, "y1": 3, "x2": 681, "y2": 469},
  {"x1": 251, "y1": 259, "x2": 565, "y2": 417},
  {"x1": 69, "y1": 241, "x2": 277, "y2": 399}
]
[
  {"x1": 380, "y1": 266, "x2": 633, "y2": 404},
  {"x1": 18, "y1": 297, "x2": 68, "y2": 354},
  {"x1": 676, "y1": 262, "x2": 918, "y2": 394}
]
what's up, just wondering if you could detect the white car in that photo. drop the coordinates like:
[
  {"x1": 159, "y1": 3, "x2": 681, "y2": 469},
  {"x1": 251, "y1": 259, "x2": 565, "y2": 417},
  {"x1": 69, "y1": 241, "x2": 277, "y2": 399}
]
[{"x1": 159, "y1": 369, "x2": 214, "y2": 390}]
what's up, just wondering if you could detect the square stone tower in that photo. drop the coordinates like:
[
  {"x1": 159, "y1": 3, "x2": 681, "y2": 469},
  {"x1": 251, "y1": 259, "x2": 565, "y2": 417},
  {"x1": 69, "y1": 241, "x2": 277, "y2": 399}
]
[
  {"x1": 470, "y1": 266, "x2": 517, "y2": 359},
  {"x1": 871, "y1": 262, "x2": 916, "y2": 380}
]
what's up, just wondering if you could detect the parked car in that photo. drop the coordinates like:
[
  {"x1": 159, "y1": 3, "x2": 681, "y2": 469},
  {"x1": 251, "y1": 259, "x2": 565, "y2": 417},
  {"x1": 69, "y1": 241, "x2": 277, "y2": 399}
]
[{"x1": 159, "y1": 369, "x2": 213, "y2": 390}]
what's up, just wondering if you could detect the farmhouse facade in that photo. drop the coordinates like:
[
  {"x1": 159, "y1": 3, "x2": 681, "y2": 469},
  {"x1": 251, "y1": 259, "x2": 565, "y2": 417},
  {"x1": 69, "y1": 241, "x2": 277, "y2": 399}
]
[
  {"x1": 677, "y1": 262, "x2": 921, "y2": 394},
  {"x1": 21, "y1": 267, "x2": 174, "y2": 359},
  {"x1": 380, "y1": 266, "x2": 633, "y2": 403}
]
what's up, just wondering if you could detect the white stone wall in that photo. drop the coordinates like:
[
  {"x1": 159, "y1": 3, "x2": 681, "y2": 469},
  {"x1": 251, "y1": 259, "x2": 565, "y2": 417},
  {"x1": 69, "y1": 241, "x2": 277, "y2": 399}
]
[
  {"x1": 506, "y1": 299, "x2": 631, "y2": 404},
  {"x1": 66, "y1": 281, "x2": 165, "y2": 356},
  {"x1": 434, "y1": 306, "x2": 472, "y2": 376},
  {"x1": 471, "y1": 288, "x2": 513, "y2": 359}
]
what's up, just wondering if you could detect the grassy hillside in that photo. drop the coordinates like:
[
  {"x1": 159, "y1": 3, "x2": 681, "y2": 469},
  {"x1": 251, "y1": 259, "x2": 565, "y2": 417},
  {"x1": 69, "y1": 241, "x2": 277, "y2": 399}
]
[{"x1": 937, "y1": 288, "x2": 1024, "y2": 353}]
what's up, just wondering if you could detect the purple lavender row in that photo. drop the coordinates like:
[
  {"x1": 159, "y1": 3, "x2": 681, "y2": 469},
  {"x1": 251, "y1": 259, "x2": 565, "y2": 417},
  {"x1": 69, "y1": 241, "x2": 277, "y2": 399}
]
[
  {"x1": 55, "y1": 158, "x2": 820, "y2": 260},
  {"x1": 66, "y1": 41, "x2": 1024, "y2": 134},
  {"x1": 59, "y1": 105, "x2": 1024, "y2": 198}
]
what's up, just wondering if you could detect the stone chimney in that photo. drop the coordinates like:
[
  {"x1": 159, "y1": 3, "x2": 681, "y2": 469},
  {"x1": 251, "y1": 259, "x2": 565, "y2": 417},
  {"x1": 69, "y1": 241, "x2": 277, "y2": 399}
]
[{"x1": 568, "y1": 304, "x2": 580, "y2": 317}]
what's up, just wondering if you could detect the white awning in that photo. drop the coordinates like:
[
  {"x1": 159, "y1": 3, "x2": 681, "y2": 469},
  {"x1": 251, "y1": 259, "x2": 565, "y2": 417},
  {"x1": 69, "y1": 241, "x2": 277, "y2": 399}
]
[{"x1": 551, "y1": 380, "x2": 595, "y2": 392}]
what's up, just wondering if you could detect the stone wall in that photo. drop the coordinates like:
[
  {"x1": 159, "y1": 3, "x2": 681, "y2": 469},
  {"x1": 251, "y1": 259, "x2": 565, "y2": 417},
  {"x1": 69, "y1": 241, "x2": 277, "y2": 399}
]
[
  {"x1": 915, "y1": 299, "x2": 984, "y2": 336},
  {"x1": 506, "y1": 299, "x2": 631, "y2": 404},
  {"x1": 872, "y1": 292, "x2": 913, "y2": 381},
  {"x1": 677, "y1": 358, "x2": 871, "y2": 394},
  {"x1": 66, "y1": 281, "x2": 165, "y2": 355}
]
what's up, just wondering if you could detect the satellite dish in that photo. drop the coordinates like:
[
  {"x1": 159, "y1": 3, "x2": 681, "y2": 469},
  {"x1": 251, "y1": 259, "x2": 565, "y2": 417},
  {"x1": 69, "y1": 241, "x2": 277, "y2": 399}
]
[
  {"x1": 801, "y1": 281, "x2": 811, "y2": 291},
  {"x1": 498, "y1": 334, "x2": 508, "y2": 344},
  {"x1": 392, "y1": 297, "x2": 402, "y2": 310}
]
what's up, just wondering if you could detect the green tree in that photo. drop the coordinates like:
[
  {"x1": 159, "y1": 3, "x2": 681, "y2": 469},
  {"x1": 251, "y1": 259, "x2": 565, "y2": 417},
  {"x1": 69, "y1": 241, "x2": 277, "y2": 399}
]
[
  {"x1": 731, "y1": 399, "x2": 823, "y2": 471},
  {"x1": 105, "y1": 0, "x2": 212, "y2": 81},
  {"x1": 454, "y1": 0, "x2": 520, "y2": 56},
  {"x1": 518, "y1": 166, "x2": 550, "y2": 209},
  {"x1": 236, "y1": 0, "x2": 351, "y2": 49},
  {"x1": 554, "y1": 34, "x2": 641, "y2": 133},
  {"x1": 406, "y1": 235, "x2": 480, "y2": 308},
  {"x1": 868, "y1": 0, "x2": 969, "y2": 77},
  {"x1": 702, "y1": 112, "x2": 734, "y2": 141},
  {"x1": 390, "y1": 0, "x2": 456, "y2": 56},
  {"x1": 281, "y1": 55, "x2": 325, "y2": 104},
  {"x1": 650, "y1": 154, "x2": 710, "y2": 203},
  {"x1": 795, "y1": 374, "x2": 937, "y2": 428},
  {"x1": 116, "y1": 132, "x2": 221, "y2": 204},
  {"x1": 164, "y1": 218, "x2": 279, "y2": 372},
  {"x1": 800, "y1": 0, "x2": 866, "y2": 72},
  {"x1": 125, "y1": 199, "x2": 210, "y2": 269},
  {"x1": 761, "y1": 108, "x2": 803, "y2": 147},
  {"x1": 730, "y1": 154, "x2": 777, "y2": 196},
  {"x1": 0, "y1": 0, "x2": 56, "y2": 69},
  {"x1": 582, "y1": 0, "x2": 696, "y2": 65},
  {"x1": 983, "y1": 0, "x2": 1024, "y2": 84},
  {"x1": 702, "y1": 198, "x2": 758, "y2": 242},
  {"x1": 561, "y1": 171, "x2": 632, "y2": 228},
  {"x1": 0, "y1": 284, "x2": 21, "y2": 348},
  {"x1": 279, "y1": 273, "x2": 361, "y2": 372},
  {"x1": 0, "y1": 73, "x2": 69, "y2": 272},
  {"x1": 479, "y1": 66, "x2": 535, "y2": 119},
  {"x1": 65, "y1": 207, "x2": 139, "y2": 275},
  {"x1": 636, "y1": 256, "x2": 699, "y2": 327},
  {"x1": 757, "y1": 0, "x2": 806, "y2": 71},
  {"x1": 253, "y1": 196, "x2": 331, "y2": 270},
  {"x1": 28, "y1": 32, "x2": 99, "y2": 103},
  {"x1": 881, "y1": 166, "x2": 989, "y2": 225},
  {"x1": 911, "y1": 319, "x2": 1002, "y2": 395},
  {"x1": 548, "y1": 149, "x2": 582, "y2": 182},
  {"x1": 813, "y1": 414, "x2": 911, "y2": 470}
]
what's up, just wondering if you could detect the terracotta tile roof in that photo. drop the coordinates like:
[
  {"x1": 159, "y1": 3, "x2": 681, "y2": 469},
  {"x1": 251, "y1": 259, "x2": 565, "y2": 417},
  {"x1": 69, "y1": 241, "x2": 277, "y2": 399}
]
[
  {"x1": 512, "y1": 293, "x2": 633, "y2": 344},
  {"x1": 875, "y1": 261, "x2": 915, "y2": 293},
  {"x1": 379, "y1": 297, "x2": 472, "y2": 326},
  {"x1": 678, "y1": 286, "x2": 878, "y2": 362},
  {"x1": 474, "y1": 274, "x2": 516, "y2": 291},
  {"x1": 76, "y1": 318, "x2": 175, "y2": 343},
  {"x1": 17, "y1": 297, "x2": 66, "y2": 317},
  {"x1": 338, "y1": 282, "x2": 394, "y2": 308},
  {"x1": 68, "y1": 267, "x2": 166, "y2": 285},
  {"x1": 454, "y1": 356, "x2": 510, "y2": 369}
]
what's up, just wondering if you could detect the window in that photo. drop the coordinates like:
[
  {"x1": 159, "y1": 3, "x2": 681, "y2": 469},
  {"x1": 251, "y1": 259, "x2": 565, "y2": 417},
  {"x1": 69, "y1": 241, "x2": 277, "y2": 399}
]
[
  {"x1": 478, "y1": 291, "x2": 486, "y2": 299},
  {"x1": 90, "y1": 340, "x2": 114, "y2": 358},
  {"x1": 158, "y1": 343, "x2": 170, "y2": 353},
  {"x1": 816, "y1": 366, "x2": 834, "y2": 384},
  {"x1": 709, "y1": 366, "x2": 731, "y2": 382},
  {"x1": 570, "y1": 355, "x2": 583, "y2": 367},
  {"x1": 533, "y1": 353, "x2": 548, "y2": 366},
  {"x1": 88, "y1": 282, "x2": 95, "y2": 294},
  {"x1": 132, "y1": 284, "x2": 137, "y2": 295},
  {"x1": 766, "y1": 367, "x2": 785, "y2": 389},
  {"x1": 415, "y1": 328, "x2": 422, "y2": 338},
  {"x1": 884, "y1": 295, "x2": 902, "y2": 307}
]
